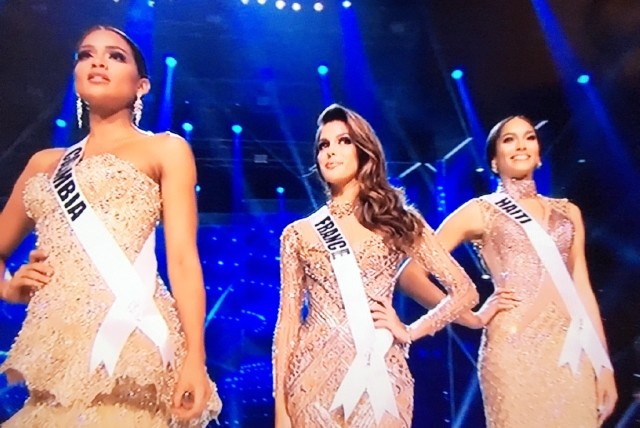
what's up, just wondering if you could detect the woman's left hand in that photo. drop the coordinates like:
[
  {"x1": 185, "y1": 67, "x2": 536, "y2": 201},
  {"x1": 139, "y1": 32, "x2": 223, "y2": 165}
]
[
  {"x1": 172, "y1": 352, "x2": 212, "y2": 420},
  {"x1": 596, "y1": 367, "x2": 617, "y2": 426},
  {"x1": 370, "y1": 296, "x2": 411, "y2": 344}
]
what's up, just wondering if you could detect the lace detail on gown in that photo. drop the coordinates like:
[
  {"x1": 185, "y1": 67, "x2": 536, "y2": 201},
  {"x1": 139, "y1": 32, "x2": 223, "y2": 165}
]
[
  {"x1": 473, "y1": 189, "x2": 596, "y2": 428},
  {"x1": 1, "y1": 154, "x2": 221, "y2": 427},
  {"x1": 498, "y1": 178, "x2": 537, "y2": 200},
  {"x1": 273, "y1": 210, "x2": 477, "y2": 427}
]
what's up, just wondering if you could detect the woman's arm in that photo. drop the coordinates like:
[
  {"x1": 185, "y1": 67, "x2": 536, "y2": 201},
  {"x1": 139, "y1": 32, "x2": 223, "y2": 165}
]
[
  {"x1": 156, "y1": 134, "x2": 211, "y2": 418},
  {"x1": 566, "y1": 202, "x2": 617, "y2": 423},
  {"x1": 397, "y1": 259, "x2": 519, "y2": 331},
  {"x1": 401, "y1": 213, "x2": 479, "y2": 340},
  {"x1": 397, "y1": 261, "x2": 485, "y2": 329},
  {"x1": 273, "y1": 223, "x2": 304, "y2": 427},
  {"x1": 376, "y1": 199, "x2": 518, "y2": 339},
  {"x1": 0, "y1": 150, "x2": 58, "y2": 303},
  {"x1": 566, "y1": 203, "x2": 609, "y2": 353},
  {"x1": 397, "y1": 200, "x2": 490, "y2": 336}
]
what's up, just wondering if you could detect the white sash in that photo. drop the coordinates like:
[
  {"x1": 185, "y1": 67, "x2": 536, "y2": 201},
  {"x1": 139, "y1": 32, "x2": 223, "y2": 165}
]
[
  {"x1": 482, "y1": 192, "x2": 613, "y2": 376},
  {"x1": 309, "y1": 206, "x2": 398, "y2": 423},
  {"x1": 51, "y1": 139, "x2": 174, "y2": 375}
]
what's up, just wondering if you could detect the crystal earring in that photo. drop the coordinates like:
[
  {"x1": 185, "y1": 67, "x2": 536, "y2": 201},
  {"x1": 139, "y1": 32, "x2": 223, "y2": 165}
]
[
  {"x1": 133, "y1": 95, "x2": 143, "y2": 126},
  {"x1": 76, "y1": 95, "x2": 84, "y2": 128}
]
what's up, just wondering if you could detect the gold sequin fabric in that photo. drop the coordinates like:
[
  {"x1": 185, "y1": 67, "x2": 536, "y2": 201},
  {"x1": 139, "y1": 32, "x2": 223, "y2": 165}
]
[
  {"x1": 473, "y1": 194, "x2": 597, "y2": 428},
  {"x1": 273, "y1": 214, "x2": 478, "y2": 427},
  {"x1": 1, "y1": 154, "x2": 221, "y2": 427}
]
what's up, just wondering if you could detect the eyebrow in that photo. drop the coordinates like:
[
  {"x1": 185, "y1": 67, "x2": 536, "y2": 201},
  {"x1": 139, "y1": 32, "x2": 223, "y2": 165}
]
[
  {"x1": 318, "y1": 132, "x2": 350, "y2": 143},
  {"x1": 78, "y1": 44, "x2": 128, "y2": 54},
  {"x1": 501, "y1": 130, "x2": 534, "y2": 138}
]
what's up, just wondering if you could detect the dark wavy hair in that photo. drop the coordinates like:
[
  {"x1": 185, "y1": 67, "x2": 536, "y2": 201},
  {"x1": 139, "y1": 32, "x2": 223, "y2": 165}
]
[
  {"x1": 314, "y1": 104, "x2": 424, "y2": 252},
  {"x1": 485, "y1": 115, "x2": 539, "y2": 174},
  {"x1": 75, "y1": 25, "x2": 149, "y2": 79}
]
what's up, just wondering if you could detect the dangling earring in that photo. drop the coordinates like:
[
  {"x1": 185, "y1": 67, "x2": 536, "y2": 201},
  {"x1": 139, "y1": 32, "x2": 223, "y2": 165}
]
[
  {"x1": 133, "y1": 95, "x2": 143, "y2": 126},
  {"x1": 537, "y1": 161, "x2": 543, "y2": 169},
  {"x1": 76, "y1": 95, "x2": 84, "y2": 128}
]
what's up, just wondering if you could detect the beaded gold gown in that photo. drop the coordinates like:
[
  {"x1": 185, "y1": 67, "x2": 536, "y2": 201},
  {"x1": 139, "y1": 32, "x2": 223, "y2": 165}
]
[
  {"x1": 1, "y1": 154, "x2": 222, "y2": 427},
  {"x1": 474, "y1": 179, "x2": 597, "y2": 427},
  {"x1": 273, "y1": 201, "x2": 478, "y2": 427}
]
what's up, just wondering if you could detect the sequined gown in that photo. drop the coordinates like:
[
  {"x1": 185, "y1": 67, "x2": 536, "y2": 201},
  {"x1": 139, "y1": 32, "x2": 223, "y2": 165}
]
[
  {"x1": 1, "y1": 154, "x2": 222, "y2": 427},
  {"x1": 273, "y1": 202, "x2": 478, "y2": 427},
  {"x1": 474, "y1": 180, "x2": 597, "y2": 427}
]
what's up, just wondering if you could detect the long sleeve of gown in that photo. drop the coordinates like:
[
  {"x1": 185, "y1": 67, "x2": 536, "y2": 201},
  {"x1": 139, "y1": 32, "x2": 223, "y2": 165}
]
[
  {"x1": 407, "y1": 219, "x2": 479, "y2": 339},
  {"x1": 272, "y1": 223, "x2": 305, "y2": 399}
]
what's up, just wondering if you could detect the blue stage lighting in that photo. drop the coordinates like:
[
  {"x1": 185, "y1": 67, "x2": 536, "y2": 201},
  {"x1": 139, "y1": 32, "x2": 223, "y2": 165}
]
[
  {"x1": 147, "y1": 0, "x2": 155, "y2": 7},
  {"x1": 276, "y1": 186, "x2": 285, "y2": 195},
  {"x1": 317, "y1": 65, "x2": 329, "y2": 76},
  {"x1": 232, "y1": 124, "x2": 243, "y2": 134},
  {"x1": 342, "y1": 1, "x2": 352, "y2": 8},
  {"x1": 165, "y1": 56, "x2": 177, "y2": 68},
  {"x1": 257, "y1": 0, "x2": 266, "y2": 4},
  {"x1": 195, "y1": 184, "x2": 201, "y2": 193},
  {"x1": 275, "y1": 0, "x2": 286, "y2": 9},
  {"x1": 241, "y1": 0, "x2": 249, "y2": 4},
  {"x1": 577, "y1": 74, "x2": 590, "y2": 84},
  {"x1": 313, "y1": 2, "x2": 324, "y2": 11},
  {"x1": 451, "y1": 69, "x2": 464, "y2": 79},
  {"x1": 55, "y1": 118, "x2": 67, "y2": 128},
  {"x1": 182, "y1": 122, "x2": 194, "y2": 132},
  {"x1": 292, "y1": 2, "x2": 301, "y2": 11}
]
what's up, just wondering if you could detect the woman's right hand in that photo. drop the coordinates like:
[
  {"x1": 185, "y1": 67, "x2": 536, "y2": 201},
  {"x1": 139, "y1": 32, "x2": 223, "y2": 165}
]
[
  {"x1": 475, "y1": 289, "x2": 520, "y2": 326},
  {"x1": 1, "y1": 249, "x2": 52, "y2": 303}
]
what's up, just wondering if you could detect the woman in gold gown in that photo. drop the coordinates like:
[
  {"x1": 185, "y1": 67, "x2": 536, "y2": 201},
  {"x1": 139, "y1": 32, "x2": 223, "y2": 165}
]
[
  {"x1": 0, "y1": 26, "x2": 221, "y2": 426},
  {"x1": 273, "y1": 104, "x2": 479, "y2": 427},
  {"x1": 390, "y1": 116, "x2": 618, "y2": 427}
]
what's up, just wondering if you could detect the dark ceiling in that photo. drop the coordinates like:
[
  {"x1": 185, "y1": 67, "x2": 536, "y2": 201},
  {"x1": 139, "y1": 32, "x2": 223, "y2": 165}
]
[{"x1": 1, "y1": 0, "x2": 639, "y2": 208}]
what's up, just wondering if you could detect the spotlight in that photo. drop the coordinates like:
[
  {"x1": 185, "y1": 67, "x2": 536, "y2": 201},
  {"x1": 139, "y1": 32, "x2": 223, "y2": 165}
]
[
  {"x1": 165, "y1": 56, "x2": 177, "y2": 68},
  {"x1": 231, "y1": 124, "x2": 243, "y2": 134},
  {"x1": 276, "y1": 186, "x2": 285, "y2": 195},
  {"x1": 475, "y1": 167, "x2": 485, "y2": 173},
  {"x1": 313, "y1": 2, "x2": 323, "y2": 11},
  {"x1": 257, "y1": 0, "x2": 266, "y2": 4},
  {"x1": 182, "y1": 122, "x2": 194, "y2": 132},
  {"x1": 317, "y1": 64, "x2": 329, "y2": 76},
  {"x1": 292, "y1": 2, "x2": 301, "y2": 11},
  {"x1": 451, "y1": 69, "x2": 463, "y2": 79},
  {"x1": 195, "y1": 184, "x2": 201, "y2": 193},
  {"x1": 240, "y1": 0, "x2": 250, "y2": 4},
  {"x1": 275, "y1": 0, "x2": 286, "y2": 9},
  {"x1": 342, "y1": 0, "x2": 352, "y2": 8},
  {"x1": 55, "y1": 118, "x2": 67, "y2": 128},
  {"x1": 577, "y1": 74, "x2": 590, "y2": 84},
  {"x1": 147, "y1": 0, "x2": 155, "y2": 6}
]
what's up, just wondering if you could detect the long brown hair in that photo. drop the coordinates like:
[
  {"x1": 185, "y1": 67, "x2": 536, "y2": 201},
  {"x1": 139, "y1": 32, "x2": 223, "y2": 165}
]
[{"x1": 315, "y1": 104, "x2": 424, "y2": 252}]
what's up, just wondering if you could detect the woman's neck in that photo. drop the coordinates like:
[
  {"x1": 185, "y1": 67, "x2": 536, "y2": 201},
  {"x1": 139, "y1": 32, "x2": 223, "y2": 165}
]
[
  {"x1": 498, "y1": 176, "x2": 538, "y2": 200},
  {"x1": 330, "y1": 179, "x2": 359, "y2": 203},
  {"x1": 86, "y1": 109, "x2": 140, "y2": 148}
]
